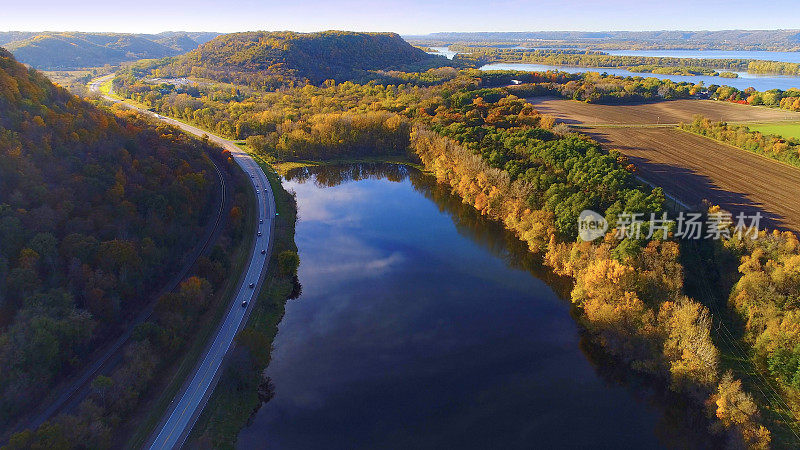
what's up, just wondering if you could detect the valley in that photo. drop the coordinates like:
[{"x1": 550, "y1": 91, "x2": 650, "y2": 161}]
[{"x1": 3, "y1": 14, "x2": 800, "y2": 450}]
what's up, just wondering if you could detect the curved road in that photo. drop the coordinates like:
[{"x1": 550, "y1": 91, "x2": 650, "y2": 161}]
[{"x1": 90, "y1": 76, "x2": 276, "y2": 449}]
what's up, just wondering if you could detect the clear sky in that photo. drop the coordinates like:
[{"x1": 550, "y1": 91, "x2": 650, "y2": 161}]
[{"x1": 3, "y1": 0, "x2": 800, "y2": 35}]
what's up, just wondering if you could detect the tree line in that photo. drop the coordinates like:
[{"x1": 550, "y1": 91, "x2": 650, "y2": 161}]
[
  {"x1": 410, "y1": 93, "x2": 770, "y2": 447},
  {"x1": 453, "y1": 47, "x2": 800, "y2": 76},
  {"x1": 680, "y1": 115, "x2": 800, "y2": 414},
  {"x1": 500, "y1": 68, "x2": 800, "y2": 115},
  {"x1": 680, "y1": 115, "x2": 800, "y2": 168}
]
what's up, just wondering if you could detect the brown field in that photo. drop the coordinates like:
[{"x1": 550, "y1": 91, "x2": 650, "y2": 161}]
[
  {"x1": 528, "y1": 98, "x2": 800, "y2": 125},
  {"x1": 525, "y1": 97, "x2": 800, "y2": 231},
  {"x1": 583, "y1": 126, "x2": 800, "y2": 232}
]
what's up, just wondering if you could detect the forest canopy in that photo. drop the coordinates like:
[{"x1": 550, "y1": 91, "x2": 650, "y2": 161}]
[
  {"x1": 143, "y1": 30, "x2": 455, "y2": 88},
  {"x1": 0, "y1": 47, "x2": 220, "y2": 430}
]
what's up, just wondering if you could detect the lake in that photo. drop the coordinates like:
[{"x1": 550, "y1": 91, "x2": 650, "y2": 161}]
[{"x1": 236, "y1": 164, "x2": 713, "y2": 449}]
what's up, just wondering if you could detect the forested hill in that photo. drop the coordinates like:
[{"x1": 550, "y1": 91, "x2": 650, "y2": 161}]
[
  {"x1": 0, "y1": 47, "x2": 218, "y2": 430},
  {"x1": 152, "y1": 30, "x2": 452, "y2": 86},
  {"x1": 1, "y1": 31, "x2": 219, "y2": 69}
]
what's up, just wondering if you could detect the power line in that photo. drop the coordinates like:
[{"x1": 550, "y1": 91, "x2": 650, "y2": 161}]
[{"x1": 689, "y1": 239, "x2": 800, "y2": 444}]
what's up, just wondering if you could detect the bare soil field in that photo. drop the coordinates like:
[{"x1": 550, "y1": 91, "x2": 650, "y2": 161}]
[
  {"x1": 583, "y1": 126, "x2": 800, "y2": 232},
  {"x1": 528, "y1": 98, "x2": 800, "y2": 125}
]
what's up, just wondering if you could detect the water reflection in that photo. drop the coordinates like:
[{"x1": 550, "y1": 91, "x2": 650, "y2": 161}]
[
  {"x1": 286, "y1": 163, "x2": 571, "y2": 296},
  {"x1": 239, "y1": 164, "x2": 716, "y2": 449},
  {"x1": 286, "y1": 163, "x2": 413, "y2": 188}
]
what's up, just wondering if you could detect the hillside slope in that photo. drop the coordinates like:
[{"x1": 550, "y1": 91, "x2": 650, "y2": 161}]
[
  {"x1": 2, "y1": 32, "x2": 219, "y2": 69},
  {"x1": 0, "y1": 47, "x2": 219, "y2": 433},
  {"x1": 151, "y1": 31, "x2": 220, "y2": 50},
  {"x1": 153, "y1": 30, "x2": 451, "y2": 86},
  {"x1": 0, "y1": 32, "x2": 37, "y2": 46},
  {"x1": 154, "y1": 33, "x2": 206, "y2": 53}
]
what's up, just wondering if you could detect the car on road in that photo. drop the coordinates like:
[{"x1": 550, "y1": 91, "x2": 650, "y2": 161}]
[
  {"x1": 242, "y1": 301, "x2": 248, "y2": 307},
  {"x1": 261, "y1": 249, "x2": 266, "y2": 255},
  {"x1": 248, "y1": 283, "x2": 255, "y2": 289},
  {"x1": 257, "y1": 231, "x2": 262, "y2": 236}
]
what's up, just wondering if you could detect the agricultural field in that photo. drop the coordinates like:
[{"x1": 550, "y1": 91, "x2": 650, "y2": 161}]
[
  {"x1": 41, "y1": 69, "x2": 99, "y2": 92},
  {"x1": 526, "y1": 97, "x2": 800, "y2": 232},
  {"x1": 528, "y1": 97, "x2": 800, "y2": 125},
  {"x1": 582, "y1": 125, "x2": 800, "y2": 232},
  {"x1": 747, "y1": 121, "x2": 800, "y2": 140}
]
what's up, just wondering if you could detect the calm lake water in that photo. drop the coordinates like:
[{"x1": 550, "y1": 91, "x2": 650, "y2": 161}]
[{"x1": 237, "y1": 164, "x2": 712, "y2": 449}]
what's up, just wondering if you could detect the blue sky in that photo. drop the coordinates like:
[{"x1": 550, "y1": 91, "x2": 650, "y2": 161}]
[{"x1": 3, "y1": 0, "x2": 800, "y2": 34}]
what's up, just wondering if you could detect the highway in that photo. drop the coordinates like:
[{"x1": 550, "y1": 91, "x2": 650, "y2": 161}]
[{"x1": 90, "y1": 75, "x2": 277, "y2": 448}]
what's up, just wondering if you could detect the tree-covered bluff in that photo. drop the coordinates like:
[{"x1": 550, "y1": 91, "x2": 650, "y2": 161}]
[
  {"x1": 144, "y1": 30, "x2": 453, "y2": 88},
  {"x1": 0, "y1": 47, "x2": 223, "y2": 435}
]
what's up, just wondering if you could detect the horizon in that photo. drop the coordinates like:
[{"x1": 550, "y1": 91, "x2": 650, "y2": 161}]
[
  {"x1": 4, "y1": 0, "x2": 800, "y2": 35},
  {"x1": 0, "y1": 27, "x2": 800, "y2": 39},
  {"x1": 4, "y1": 28, "x2": 800, "y2": 35}
]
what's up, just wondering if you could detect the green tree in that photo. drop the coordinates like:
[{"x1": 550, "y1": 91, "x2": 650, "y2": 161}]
[{"x1": 278, "y1": 250, "x2": 300, "y2": 277}]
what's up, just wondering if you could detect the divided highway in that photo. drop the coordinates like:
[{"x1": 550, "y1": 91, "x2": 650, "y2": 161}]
[{"x1": 90, "y1": 75, "x2": 276, "y2": 448}]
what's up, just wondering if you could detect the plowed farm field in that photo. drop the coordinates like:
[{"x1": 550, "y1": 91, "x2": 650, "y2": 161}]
[
  {"x1": 528, "y1": 98, "x2": 800, "y2": 125},
  {"x1": 585, "y1": 127, "x2": 800, "y2": 232},
  {"x1": 526, "y1": 98, "x2": 800, "y2": 232}
]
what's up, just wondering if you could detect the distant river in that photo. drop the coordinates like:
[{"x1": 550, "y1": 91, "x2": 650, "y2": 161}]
[
  {"x1": 427, "y1": 46, "x2": 457, "y2": 59},
  {"x1": 479, "y1": 62, "x2": 800, "y2": 91},
  {"x1": 426, "y1": 46, "x2": 800, "y2": 90},
  {"x1": 236, "y1": 164, "x2": 714, "y2": 449}
]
